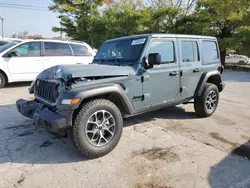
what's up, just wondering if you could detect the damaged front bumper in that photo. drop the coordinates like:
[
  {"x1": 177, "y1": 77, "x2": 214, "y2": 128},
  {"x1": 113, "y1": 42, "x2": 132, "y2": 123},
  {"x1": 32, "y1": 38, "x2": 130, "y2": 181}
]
[{"x1": 16, "y1": 99, "x2": 70, "y2": 136}]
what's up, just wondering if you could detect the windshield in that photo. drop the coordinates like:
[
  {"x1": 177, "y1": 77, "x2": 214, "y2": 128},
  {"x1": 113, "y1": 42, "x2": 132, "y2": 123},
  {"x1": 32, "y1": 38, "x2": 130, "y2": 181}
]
[
  {"x1": 93, "y1": 37, "x2": 147, "y2": 63},
  {"x1": 0, "y1": 40, "x2": 21, "y2": 53}
]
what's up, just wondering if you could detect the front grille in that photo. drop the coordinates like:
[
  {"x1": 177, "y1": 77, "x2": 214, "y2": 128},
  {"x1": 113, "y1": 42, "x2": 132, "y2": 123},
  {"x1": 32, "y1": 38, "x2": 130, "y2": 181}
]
[{"x1": 34, "y1": 79, "x2": 60, "y2": 104}]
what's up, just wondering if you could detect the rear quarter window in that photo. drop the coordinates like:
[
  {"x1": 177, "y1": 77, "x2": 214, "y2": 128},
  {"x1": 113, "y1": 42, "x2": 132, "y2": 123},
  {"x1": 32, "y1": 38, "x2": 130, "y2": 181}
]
[
  {"x1": 202, "y1": 41, "x2": 219, "y2": 62},
  {"x1": 70, "y1": 44, "x2": 93, "y2": 56}
]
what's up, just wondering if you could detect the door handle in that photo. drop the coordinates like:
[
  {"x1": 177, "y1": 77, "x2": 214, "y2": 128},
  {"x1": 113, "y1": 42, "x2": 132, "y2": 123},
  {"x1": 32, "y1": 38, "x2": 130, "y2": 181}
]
[
  {"x1": 193, "y1": 68, "x2": 200, "y2": 73},
  {"x1": 169, "y1": 71, "x2": 178, "y2": 76}
]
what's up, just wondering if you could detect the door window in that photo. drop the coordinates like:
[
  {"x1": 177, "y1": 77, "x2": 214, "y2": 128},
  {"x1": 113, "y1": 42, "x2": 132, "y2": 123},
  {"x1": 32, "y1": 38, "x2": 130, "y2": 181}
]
[
  {"x1": 44, "y1": 42, "x2": 72, "y2": 56},
  {"x1": 202, "y1": 41, "x2": 219, "y2": 62},
  {"x1": 9, "y1": 42, "x2": 41, "y2": 57},
  {"x1": 181, "y1": 41, "x2": 199, "y2": 62},
  {"x1": 70, "y1": 44, "x2": 93, "y2": 56},
  {"x1": 148, "y1": 40, "x2": 175, "y2": 64}
]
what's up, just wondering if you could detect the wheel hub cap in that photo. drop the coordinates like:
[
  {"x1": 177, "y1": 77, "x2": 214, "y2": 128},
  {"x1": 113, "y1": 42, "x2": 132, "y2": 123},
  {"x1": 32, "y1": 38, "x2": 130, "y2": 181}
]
[
  {"x1": 205, "y1": 91, "x2": 217, "y2": 112},
  {"x1": 85, "y1": 110, "x2": 116, "y2": 147}
]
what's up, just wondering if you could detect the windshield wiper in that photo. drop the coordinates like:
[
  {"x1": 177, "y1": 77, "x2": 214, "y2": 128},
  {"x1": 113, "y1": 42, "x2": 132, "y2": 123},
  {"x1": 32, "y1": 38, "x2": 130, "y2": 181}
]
[
  {"x1": 106, "y1": 58, "x2": 122, "y2": 66},
  {"x1": 93, "y1": 58, "x2": 105, "y2": 64}
]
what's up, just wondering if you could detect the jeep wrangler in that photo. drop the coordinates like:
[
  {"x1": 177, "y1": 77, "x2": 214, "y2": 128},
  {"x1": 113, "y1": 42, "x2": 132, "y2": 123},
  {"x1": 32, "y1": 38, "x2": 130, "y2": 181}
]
[{"x1": 16, "y1": 34, "x2": 225, "y2": 159}]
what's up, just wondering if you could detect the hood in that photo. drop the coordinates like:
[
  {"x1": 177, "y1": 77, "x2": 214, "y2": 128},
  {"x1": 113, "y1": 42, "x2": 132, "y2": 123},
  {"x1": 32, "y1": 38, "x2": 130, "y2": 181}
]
[{"x1": 37, "y1": 64, "x2": 136, "y2": 82}]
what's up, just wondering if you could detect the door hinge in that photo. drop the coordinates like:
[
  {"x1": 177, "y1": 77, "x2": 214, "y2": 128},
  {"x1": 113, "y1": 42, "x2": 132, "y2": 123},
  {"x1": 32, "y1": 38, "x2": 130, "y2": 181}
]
[
  {"x1": 180, "y1": 71, "x2": 183, "y2": 77},
  {"x1": 142, "y1": 93, "x2": 150, "y2": 101},
  {"x1": 180, "y1": 87, "x2": 186, "y2": 93},
  {"x1": 141, "y1": 75, "x2": 150, "y2": 82}
]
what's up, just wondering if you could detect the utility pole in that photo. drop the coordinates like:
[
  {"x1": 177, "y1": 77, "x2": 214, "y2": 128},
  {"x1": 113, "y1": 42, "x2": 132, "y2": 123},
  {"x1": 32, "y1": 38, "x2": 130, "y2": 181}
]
[
  {"x1": 90, "y1": 0, "x2": 93, "y2": 47},
  {"x1": 60, "y1": 22, "x2": 62, "y2": 40},
  {"x1": 60, "y1": 13, "x2": 62, "y2": 40},
  {"x1": 0, "y1": 17, "x2": 4, "y2": 39}
]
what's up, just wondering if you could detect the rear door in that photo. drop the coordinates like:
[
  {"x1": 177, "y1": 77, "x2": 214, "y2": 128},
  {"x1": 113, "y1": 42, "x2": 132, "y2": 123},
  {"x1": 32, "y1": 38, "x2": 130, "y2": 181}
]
[
  {"x1": 179, "y1": 39, "x2": 202, "y2": 98},
  {"x1": 4, "y1": 41, "x2": 43, "y2": 81},
  {"x1": 43, "y1": 42, "x2": 74, "y2": 70},
  {"x1": 69, "y1": 43, "x2": 94, "y2": 65}
]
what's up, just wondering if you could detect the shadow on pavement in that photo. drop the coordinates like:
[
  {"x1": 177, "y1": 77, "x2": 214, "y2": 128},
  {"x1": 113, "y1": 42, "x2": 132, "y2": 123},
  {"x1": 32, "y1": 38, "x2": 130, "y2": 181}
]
[
  {"x1": 0, "y1": 104, "x2": 87, "y2": 165},
  {"x1": 5, "y1": 82, "x2": 32, "y2": 88},
  {"x1": 124, "y1": 106, "x2": 198, "y2": 127},
  {"x1": 0, "y1": 103, "x2": 198, "y2": 165},
  {"x1": 209, "y1": 141, "x2": 250, "y2": 188}
]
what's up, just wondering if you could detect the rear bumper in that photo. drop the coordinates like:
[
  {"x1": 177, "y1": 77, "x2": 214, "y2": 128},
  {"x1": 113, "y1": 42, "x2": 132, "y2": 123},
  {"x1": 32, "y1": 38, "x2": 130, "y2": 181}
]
[{"x1": 16, "y1": 99, "x2": 68, "y2": 135}]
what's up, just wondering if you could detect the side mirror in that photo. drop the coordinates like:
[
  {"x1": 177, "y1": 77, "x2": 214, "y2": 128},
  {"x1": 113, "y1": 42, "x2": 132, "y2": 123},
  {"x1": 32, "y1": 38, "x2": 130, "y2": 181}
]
[
  {"x1": 148, "y1": 53, "x2": 161, "y2": 66},
  {"x1": 8, "y1": 51, "x2": 17, "y2": 57}
]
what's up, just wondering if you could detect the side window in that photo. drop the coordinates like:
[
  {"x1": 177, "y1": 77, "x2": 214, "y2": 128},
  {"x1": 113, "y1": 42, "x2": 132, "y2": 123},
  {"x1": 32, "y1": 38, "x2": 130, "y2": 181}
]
[
  {"x1": 10, "y1": 42, "x2": 41, "y2": 57},
  {"x1": 181, "y1": 41, "x2": 199, "y2": 62},
  {"x1": 70, "y1": 44, "x2": 93, "y2": 56},
  {"x1": 202, "y1": 41, "x2": 219, "y2": 62},
  {"x1": 148, "y1": 40, "x2": 175, "y2": 64},
  {"x1": 44, "y1": 42, "x2": 72, "y2": 56}
]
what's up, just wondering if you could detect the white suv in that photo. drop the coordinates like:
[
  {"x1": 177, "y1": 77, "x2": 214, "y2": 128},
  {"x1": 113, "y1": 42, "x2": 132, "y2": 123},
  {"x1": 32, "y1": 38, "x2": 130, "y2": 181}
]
[
  {"x1": 225, "y1": 54, "x2": 249, "y2": 65},
  {"x1": 0, "y1": 39, "x2": 95, "y2": 88}
]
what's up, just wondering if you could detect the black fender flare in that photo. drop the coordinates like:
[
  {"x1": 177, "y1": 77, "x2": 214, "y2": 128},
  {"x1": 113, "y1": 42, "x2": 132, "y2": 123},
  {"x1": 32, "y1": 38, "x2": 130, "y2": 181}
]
[
  {"x1": 195, "y1": 70, "x2": 224, "y2": 97},
  {"x1": 71, "y1": 83, "x2": 135, "y2": 115}
]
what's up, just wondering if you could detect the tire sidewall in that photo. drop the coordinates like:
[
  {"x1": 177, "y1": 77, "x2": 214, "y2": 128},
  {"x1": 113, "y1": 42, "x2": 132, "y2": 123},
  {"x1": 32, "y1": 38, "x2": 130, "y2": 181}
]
[
  {"x1": 0, "y1": 73, "x2": 5, "y2": 88},
  {"x1": 238, "y1": 60, "x2": 245, "y2": 65},
  {"x1": 202, "y1": 85, "x2": 219, "y2": 116},
  {"x1": 73, "y1": 101, "x2": 123, "y2": 157}
]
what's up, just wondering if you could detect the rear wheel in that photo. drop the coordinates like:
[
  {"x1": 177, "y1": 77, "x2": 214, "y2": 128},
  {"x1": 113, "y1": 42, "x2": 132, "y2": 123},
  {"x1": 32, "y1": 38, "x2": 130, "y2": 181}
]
[
  {"x1": 194, "y1": 83, "x2": 219, "y2": 117},
  {"x1": 73, "y1": 99, "x2": 123, "y2": 159},
  {"x1": 238, "y1": 60, "x2": 246, "y2": 65},
  {"x1": 0, "y1": 73, "x2": 6, "y2": 88}
]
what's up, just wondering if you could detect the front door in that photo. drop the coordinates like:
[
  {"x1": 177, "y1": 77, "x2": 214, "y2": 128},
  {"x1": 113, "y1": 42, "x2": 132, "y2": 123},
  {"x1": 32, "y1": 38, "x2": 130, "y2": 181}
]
[
  {"x1": 4, "y1": 42, "x2": 43, "y2": 81},
  {"x1": 178, "y1": 39, "x2": 203, "y2": 98},
  {"x1": 142, "y1": 38, "x2": 180, "y2": 108}
]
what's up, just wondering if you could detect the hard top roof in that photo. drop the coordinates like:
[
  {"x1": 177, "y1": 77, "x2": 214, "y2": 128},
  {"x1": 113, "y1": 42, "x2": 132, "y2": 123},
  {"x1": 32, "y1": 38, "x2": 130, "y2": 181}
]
[{"x1": 106, "y1": 33, "x2": 217, "y2": 42}]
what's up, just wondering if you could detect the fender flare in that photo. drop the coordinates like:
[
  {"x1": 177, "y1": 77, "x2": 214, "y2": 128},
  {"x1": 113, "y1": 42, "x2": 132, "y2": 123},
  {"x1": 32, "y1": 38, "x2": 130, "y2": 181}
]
[
  {"x1": 72, "y1": 83, "x2": 135, "y2": 115},
  {"x1": 195, "y1": 70, "x2": 223, "y2": 97}
]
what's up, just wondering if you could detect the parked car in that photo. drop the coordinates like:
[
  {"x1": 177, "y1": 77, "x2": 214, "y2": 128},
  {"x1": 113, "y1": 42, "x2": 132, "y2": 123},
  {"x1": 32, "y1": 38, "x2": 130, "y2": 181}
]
[
  {"x1": 0, "y1": 39, "x2": 95, "y2": 88},
  {"x1": 17, "y1": 33, "x2": 225, "y2": 159},
  {"x1": 0, "y1": 40, "x2": 9, "y2": 47},
  {"x1": 225, "y1": 54, "x2": 249, "y2": 64}
]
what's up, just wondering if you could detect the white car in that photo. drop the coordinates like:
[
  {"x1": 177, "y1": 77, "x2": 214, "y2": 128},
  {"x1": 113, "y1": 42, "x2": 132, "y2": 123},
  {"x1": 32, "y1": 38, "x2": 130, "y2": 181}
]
[
  {"x1": 225, "y1": 54, "x2": 249, "y2": 65},
  {"x1": 0, "y1": 39, "x2": 95, "y2": 88}
]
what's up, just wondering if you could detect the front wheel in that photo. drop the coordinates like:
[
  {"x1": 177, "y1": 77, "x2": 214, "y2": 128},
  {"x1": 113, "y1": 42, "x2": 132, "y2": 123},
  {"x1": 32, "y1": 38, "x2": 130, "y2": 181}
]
[
  {"x1": 194, "y1": 83, "x2": 219, "y2": 117},
  {"x1": 0, "y1": 73, "x2": 6, "y2": 88},
  {"x1": 73, "y1": 99, "x2": 123, "y2": 159}
]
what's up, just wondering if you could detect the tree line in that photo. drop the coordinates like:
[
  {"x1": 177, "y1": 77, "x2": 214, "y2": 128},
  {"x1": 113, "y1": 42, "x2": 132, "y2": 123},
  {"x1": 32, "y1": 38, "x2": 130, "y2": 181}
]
[{"x1": 49, "y1": 0, "x2": 250, "y2": 63}]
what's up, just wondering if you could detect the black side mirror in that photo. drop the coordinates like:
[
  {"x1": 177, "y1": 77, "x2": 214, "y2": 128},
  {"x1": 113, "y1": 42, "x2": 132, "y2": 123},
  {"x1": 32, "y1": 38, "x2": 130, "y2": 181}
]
[
  {"x1": 148, "y1": 53, "x2": 161, "y2": 66},
  {"x1": 8, "y1": 51, "x2": 17, "y2": 57}
]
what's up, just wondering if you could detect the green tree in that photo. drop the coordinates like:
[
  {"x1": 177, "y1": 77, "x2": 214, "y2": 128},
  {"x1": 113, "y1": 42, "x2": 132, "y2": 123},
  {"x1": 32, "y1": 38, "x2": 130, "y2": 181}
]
[
  {"x1": 195, "y1": 0, "x2": 250, "y2": 64},
  {"x1": 49, "y1": 0, "x2": 105, "y2": 47}
]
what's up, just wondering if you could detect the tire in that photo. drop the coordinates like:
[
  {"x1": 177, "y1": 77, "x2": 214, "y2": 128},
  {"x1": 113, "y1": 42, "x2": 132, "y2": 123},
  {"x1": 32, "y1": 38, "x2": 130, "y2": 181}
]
[
  {"x1": 238, "y1": 60, "x2": 246, "y2": 65},
  {"x1": 194, "y1": 83, "x2": 219, "y2": 117},
  {"x1": 73, "y1": 99, "x2": 123, "y2": 159},
  {"x1": 0, "y1": 73, "x2": 6, "y2": 89}
]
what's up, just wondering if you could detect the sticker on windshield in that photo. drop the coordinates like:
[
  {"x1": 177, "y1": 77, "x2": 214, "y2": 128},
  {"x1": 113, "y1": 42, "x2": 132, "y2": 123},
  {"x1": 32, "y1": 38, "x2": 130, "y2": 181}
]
[{"x1": 131, "y1": 38, "x2": 146, "y2": 45}]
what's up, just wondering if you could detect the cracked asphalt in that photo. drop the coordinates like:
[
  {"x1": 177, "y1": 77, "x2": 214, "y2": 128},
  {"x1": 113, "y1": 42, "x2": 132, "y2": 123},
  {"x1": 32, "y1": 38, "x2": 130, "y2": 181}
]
[{"x1": 0, "y1": 70, "x2": 250, "y2": 188}]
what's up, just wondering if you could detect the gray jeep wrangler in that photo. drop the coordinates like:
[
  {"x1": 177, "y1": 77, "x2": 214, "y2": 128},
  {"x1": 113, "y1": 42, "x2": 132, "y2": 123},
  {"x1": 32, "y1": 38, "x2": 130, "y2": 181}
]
[{"x1": 16, "y1": 34, "x2": 225, "y2": 159}]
